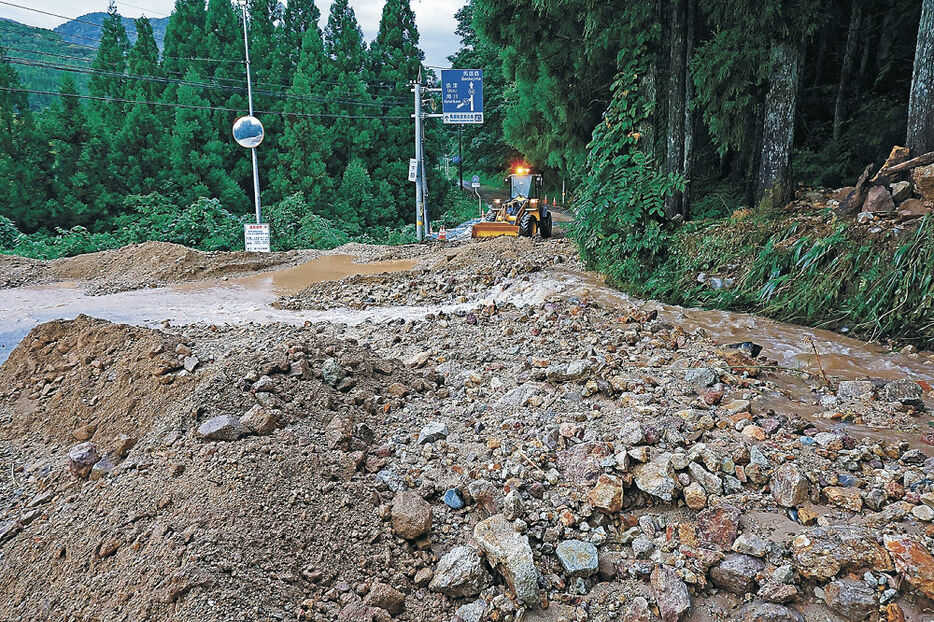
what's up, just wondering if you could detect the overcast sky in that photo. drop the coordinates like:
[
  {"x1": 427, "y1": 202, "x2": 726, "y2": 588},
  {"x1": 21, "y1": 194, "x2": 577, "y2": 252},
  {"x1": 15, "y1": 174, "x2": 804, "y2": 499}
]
[{"x1": 0, "y1": 0, "x2": 462, "y2": 69}]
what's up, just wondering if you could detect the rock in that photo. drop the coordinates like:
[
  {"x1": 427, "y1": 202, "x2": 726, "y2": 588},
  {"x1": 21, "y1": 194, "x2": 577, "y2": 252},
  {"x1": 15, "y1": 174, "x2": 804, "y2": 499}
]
[
  {"x1": 696, "y1": 504, "x2": 740, "y2": 549},
  {"x1": 321, "y1": 358, "x2": 345, "y2": 387},
  {"x1": 633, "y1": 454, "x2": 678, "y2": 502},
  {"x1": 837, "y1": 380, "x2": 874, "y2": 400},
  {"x1": 791, "y1": 525, "x2": 893, "y2": 580},
  {"x1": 771, "y1": 462, "x2": 808, "y2": 507},
  {"x1": 824, "y1": 486, "x2": 862, "y2": 512},
  {"x1": 730, "y1": 602, "x2": 804, "y2": 622},
  {"x1": 683, "y1": 482, "x2": 707, "y2": 510},
  {"x1": 757, "y1": 582, "x2": 798, "y2": 604},
  {"x1": 196, "y1": 415, "x2": 245, "y2": 442},
  {"x1": 0, "y1": 520, "x2": 21, "y2": 543},
  {"x1": 72, "y1": 424, "x2": 96, "y2": 441},
  {"x1": 733, "y1": 533, "x2": 769, "y2": 557},
  {"x1": 391, "y1": 491, "x2": 432, "y2": 539},
  {"x1": 884, "y1": 535, "x2": 934, "y2": 599},
  {"x1": 68, "y1": 442, "x2": 100, "y2": 478},
  {"x1": 417, "y1": 421, "x2": 449, "y2": 444},
  {"x1": 387, "y1": 382, "x2": 409, "y2": 397},
  {"x1": 824, "y1": 579, "x2": 876, "y2": 621},
  {"x1": 240, "y1": 405, "x2": 278, "y2": 435},
  {"x1": 711, "y1": 553, "x2": 765, "y2": 594},
  {"x1": 897, "y1": 198, "x2": 931, "y2": 222},
  {"x1": 881, "y1": 379, "x2": 923, "y2": 404},
  {"x1": 863, "y1": 185, "x2": 894, "y2": 212},
  {"x1": 619, "y1": 421, "x2": 645, "y2": 445},
  {"x1": 443, "y1": 488, "x2": 465, "y2": 510},
  {"x1": 622, "y1": 597, "x2": 657, "y2": 622},
  {"x1": 364, "y1": 582, "x2": 404, "y2": 615},
  {"x1": 651, "y1": 565, "x2": 691, "y2": 622},
  {"x1": 684, "y1": 367, "x2": 718, "y2": 387},
  {"x1": 183, "y1": 355, "x2": 199, "y2": 372},
  {"x1": 913, "y1": 504, "x2": 934, "y2": 521},
  {"x1": 493, "y1": 382, "x2": 539, "y2": 410},
  {"x1": 111, "y1": 434, "x2": 137, "y2": 458},
  {"x1": 453, "y1": 599, "x2": 488, "y2": 622},
  {"x1": 429, "y1": 546, "x2": 492, "y2": 597},
  {"x1": 587, "y1": 474, "x2": 623, "y2": 512},
  {"x1": 89, "y1": 455, "x2": 115, "y2": 480},
  {"x1": 556, "y1": 539, "x2": 599, "y2": 578},
  {"x1": 474, "y1": 514, "x2": 540, "y2": 608},
  {"x1": 688, "y1": 462, "x2": 723, "y2": 495},
  {"x1": 632, "y1": 536, "x2": 654, "y2": 559},
  {"x1": 912, "y1": 163, "x2": 934, "y2": 201},
  {"x1": 891, "y1": 180, "x2": 912, "y2": 202}
]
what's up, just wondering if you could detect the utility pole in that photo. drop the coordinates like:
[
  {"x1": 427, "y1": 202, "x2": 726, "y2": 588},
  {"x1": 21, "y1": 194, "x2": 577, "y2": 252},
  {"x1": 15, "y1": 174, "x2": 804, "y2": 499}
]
[
  {"x1": 240, "y1": 0, "x2": 261, "y2": 224},
  {"x1": 458, "y1": 127, "x2": 464, "y2": 190},
  {"x1": 413, "y1": 80, "x2": 424, "y2": 241}
]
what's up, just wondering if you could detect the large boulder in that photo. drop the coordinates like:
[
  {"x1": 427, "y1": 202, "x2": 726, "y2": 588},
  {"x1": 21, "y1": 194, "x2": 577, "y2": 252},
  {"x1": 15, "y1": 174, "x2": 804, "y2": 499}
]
[
  {"x1": 791, "y1": 525, "x2": 892, "y2": 580},
  {"x1": 863, "y1": 185, "x2": 894, "y2": 212},
  {"x1": 711, "y1": 553, "x2": 765, "y2": 594},
  {"x1": 824, "y1": 579, "x2": 877, "y2": 621},
  {"x1": 391, "y1": 491, "x2": 432, "y2": 539},
  {"x1": 428, "y1": 546, "x2": 491, "y2": 597},
  {"x1": 651, "y1": 566, "x2": 691, "y2": 622},
  {"x1": 633, "y1": 453, "x2": 678, "y2": 502},
  {"x1": 912, "y1": 163, "x2": 934, "y2": 202},
  {"x1": 474, "y1": 514, "x2": 540, "y2": 607},
  {"x1": 770, "y1": 463, "x2": 808, "y2": 507},
  {"x1": 884, "y1": 536, "x2": 934, "y2": 599}
]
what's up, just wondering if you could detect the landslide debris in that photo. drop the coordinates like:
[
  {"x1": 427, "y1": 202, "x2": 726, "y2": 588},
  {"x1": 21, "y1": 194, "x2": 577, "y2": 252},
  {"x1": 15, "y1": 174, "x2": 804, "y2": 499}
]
[{"x1": 2, "y1": 235, "x2": 934, "y2": 622}]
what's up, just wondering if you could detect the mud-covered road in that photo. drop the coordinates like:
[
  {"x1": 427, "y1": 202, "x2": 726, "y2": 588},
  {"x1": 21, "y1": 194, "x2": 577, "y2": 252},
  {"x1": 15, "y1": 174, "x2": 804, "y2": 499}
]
[{"x1": 1, "y1": 234, "x2": 933, "y2": 621}]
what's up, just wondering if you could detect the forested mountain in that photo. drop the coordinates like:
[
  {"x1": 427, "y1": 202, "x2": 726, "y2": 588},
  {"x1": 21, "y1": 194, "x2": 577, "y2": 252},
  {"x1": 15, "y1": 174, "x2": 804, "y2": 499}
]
[
  {"x1": 54, "y1": 13, "x2": 169, "y2": 50},
  {"x1": 0, "y1": 19, "x2": 94, "y2": 108}
]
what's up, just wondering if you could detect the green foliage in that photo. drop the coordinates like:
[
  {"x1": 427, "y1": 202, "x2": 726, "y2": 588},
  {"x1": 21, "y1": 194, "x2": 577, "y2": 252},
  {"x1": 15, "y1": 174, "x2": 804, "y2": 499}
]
[
  {"x1": 264, "y1": 193, "x2": 350, "y2": 251},
  {"x1": 114, "y1": 193, "x2": 243, "y2": 250}
]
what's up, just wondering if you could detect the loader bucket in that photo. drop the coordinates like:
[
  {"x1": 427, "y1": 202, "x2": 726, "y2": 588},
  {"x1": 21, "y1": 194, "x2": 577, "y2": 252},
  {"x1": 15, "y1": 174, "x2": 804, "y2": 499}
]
[{"x1": 471, "y1": 222, "x2": 520, "y2": 238}]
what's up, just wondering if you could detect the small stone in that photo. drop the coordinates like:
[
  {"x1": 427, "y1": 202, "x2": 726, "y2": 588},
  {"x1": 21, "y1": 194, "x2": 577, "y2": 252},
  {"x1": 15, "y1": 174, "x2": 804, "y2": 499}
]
[
  {"x1": 387, "y1": 382, "x2": 409, "y2": 397},
  {"x1": 413, "y1": 567, "x2": 432, "y2": 587},
  {"x1": 837, "y1": 380, "x2": 874, "y2": 400},
  {"x1": 68, "y1": 442, "x2": 100, "y2": 478},
  {"x1": 587, "y1": 474, "x2": 624, "y2": 512},
  {"x1": 89, "y1": 455, "x2": 115, "y2": 480},
  {"x1": 556, "y1": 540, "x2": 599, "y2": 578},
  {"x1": 391, "y1": 491, "x2": 432, "y2": 539},
  {"x1": 684, "y1": 367, "x2": 718, "y2": 387},
  {"x1": 493, "y1": 382, "x2": 540, "y2": 410},
  {"x1": 882, "y1": 379, "x2": 923, "y2": 404},
  {"x1": 824, "y1": 579, "x2": 877, "y2": 621},
  {"x1": 429, "y1": 546, "x2": 492, "y2": 597},
  {"x1": 863, "y1": 185, "x2": 894, "y2": 212},
  {"x1": 825, "y1": 486, "x2": 863, "y2": 512},
  {"x1": 651, "y1": 565, "x2": 691, "y2": 622},
  {"x1": 0, "y1": 520, "x2": 21, "y2": 543},
  {"x1": 196, "y1": 415, "x2": 245, "y2": 442},
  {"x1": 72, "y1": 424, "x2": 97, "y2": 441},
  {"x1": 443, "y1": 488, "x2": 465, "y2": 510},
  {"x1": 733, "y1": 533, "x2": 769, "y2": 557},
  {"x1": 730, "y1": 602, "x2": 804, "y2": 622},
  {"x1": 321, "y1": 358, "x2": 345, "y2": 387},
  {"x1": 474, "y1": 514, "x2": 540, "y2": 608},
  {"x1": 771, "y1": 462, "x2": 808, "y2": 507},
  {"x1": 111, "y1": 434, "x2": 137, "y2": 458},
  {"x1": 696, "y1": 504, "x2": 740, "y2": 549},
  {"x1": 240, "y1": 405, "x2": 278, "y2": 435},
  {"x1": 912, "y1": 504, "x2": 934, "y2": 522},
  {"x1": 683, "y1": 482, "x2": 707, "y2": 510},
  {"x1": 453, "y1": 599, "x2": 488, "y2": 622},
  {"x1": 622, "y1": 596, "x2": 655, "y2": 622},
  {"x1": 364, "y1": 582, "x2": 405, "y2": 615},
  {"x1": 891, "y1": 180, "x2": 912, "y2": 202},
  {"x1": 711, "y1": 553, "x2": 765, "y2": 594},
  {"x1": 183, "y1": 356, "x2": 199, "y2": 372},
  {"x1": 417, "y1": 421, "x2": 449, "y2": 445},
  {"x1": 632, "y1": 536, "x2": 654, "y2": 559},
  {"x1": 633, "y1": 454, "x2": 678, "y2": 502},
  {"x1": 757, "y1": 582, "x2": 798, "y2": 604}
]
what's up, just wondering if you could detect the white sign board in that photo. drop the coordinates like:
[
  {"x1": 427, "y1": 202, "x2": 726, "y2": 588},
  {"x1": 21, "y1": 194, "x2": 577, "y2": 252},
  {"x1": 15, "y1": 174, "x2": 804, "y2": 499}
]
[
  {"x1": 408, "y1": 158, "x2": 418, "y2": 183},
  {"x1": 244, "y1": 223, "x2": 270, "y2": 253}
]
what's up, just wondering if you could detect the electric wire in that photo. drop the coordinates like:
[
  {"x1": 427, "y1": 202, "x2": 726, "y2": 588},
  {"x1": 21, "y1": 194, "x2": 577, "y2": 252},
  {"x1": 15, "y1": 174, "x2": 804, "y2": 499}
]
[{"x1": 0, "y1": 86, "x2": 411, "y2": 120}]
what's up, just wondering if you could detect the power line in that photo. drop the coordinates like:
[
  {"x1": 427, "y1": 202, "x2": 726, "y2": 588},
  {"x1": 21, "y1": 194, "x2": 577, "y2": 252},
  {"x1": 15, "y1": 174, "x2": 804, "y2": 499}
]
[
  {"x1": 5, "y1": 56, "x2": 406, "y2": 110},
  {"x1": 0, "y1": 86, "x2": 411, "y2": 120},
  {"x1": 114, "y1": 0, "x2": 170, "y2": 18}
]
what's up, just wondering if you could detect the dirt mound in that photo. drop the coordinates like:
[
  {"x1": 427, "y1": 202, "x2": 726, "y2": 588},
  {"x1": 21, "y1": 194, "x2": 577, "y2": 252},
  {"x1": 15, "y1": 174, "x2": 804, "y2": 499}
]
[
  {"x1": 0, "y1": 254, "x2": 49, "y2": 288},
  {"x1": 1, "y1": 241, "x2": 316, "y2": 294},
  {"x1": 276, "y1": 236, "x2": 581, "y2": 311}
]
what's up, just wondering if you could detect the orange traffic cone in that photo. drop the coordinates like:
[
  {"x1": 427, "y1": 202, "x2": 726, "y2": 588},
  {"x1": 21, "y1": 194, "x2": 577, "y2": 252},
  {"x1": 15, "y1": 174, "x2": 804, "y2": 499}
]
[{"x1": 438, "y1": 225, "x2": 447, "y2": 241}]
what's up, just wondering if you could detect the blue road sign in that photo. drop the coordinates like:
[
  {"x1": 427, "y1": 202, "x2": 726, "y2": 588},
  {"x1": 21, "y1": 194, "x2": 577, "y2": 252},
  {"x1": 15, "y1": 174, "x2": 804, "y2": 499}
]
[
  {"x1": 452, "y1": 155, "x2": 461, "y2": 164},
  {"x1": 441, "y1": 69, "x2": 484, "y2": 124}
]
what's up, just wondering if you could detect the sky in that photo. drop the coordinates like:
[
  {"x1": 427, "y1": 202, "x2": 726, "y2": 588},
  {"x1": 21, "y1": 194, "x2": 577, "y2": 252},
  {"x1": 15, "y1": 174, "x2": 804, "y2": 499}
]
[{"x1": 0, "y1": 0, "x2": 462, "y2": 69}]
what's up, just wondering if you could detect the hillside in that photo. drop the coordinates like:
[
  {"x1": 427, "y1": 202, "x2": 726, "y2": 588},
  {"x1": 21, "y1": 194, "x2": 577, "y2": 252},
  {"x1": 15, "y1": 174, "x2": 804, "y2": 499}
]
[
  {"x1": 0, "y1": 18, "x2": 93, "y2": 108},
  {"x1": 53, "y1": 12, "x2": 168, "y2": 50}
]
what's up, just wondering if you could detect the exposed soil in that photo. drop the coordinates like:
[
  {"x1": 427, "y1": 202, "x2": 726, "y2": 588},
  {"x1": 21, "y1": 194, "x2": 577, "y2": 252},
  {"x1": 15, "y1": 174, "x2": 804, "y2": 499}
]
[{"x1": 1, "y1": 235, "x2": 934, "y2": 622}]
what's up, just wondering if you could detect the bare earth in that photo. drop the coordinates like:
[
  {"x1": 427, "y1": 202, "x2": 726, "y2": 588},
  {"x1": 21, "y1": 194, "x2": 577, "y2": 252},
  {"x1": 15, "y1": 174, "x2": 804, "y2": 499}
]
[{"x1": 1, "y1": 234, "x2": 933, "y2": 622}]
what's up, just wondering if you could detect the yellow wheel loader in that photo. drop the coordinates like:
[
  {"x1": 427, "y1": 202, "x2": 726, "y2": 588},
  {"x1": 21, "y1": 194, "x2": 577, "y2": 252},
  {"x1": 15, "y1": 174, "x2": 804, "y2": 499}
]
[{"x1": 471, "y1": 167, "x2": 553, "y2": 239}]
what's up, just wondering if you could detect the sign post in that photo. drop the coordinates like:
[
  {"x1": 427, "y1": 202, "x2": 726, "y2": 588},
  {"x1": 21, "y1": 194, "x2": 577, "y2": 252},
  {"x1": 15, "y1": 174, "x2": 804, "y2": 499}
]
[
  {"x1": 472, "y1": 174, "x2": 482, "y2": 217},
  {"x1": 244, "y1": 223, "x2": 270, "y2": 253}
]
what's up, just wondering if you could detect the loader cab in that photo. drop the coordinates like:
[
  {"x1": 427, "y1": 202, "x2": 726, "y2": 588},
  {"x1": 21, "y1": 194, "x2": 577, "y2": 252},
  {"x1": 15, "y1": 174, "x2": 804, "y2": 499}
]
[{"x1": 508, "y1": 168, "x2": 543, "y2": 201}]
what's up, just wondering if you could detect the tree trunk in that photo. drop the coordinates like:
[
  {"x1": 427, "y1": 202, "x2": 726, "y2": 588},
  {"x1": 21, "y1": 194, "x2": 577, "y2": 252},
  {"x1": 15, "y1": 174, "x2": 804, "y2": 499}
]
[
  {"x1": 757, "y1": 41, "x2": 802, "y2": 207},
  {"x1": 833, "y1": 1, "x2": 861, "y2": 143},
  {"x1": 682, "y1": 0, "x2": 696, "y2": 219},
  {"x1": 639, "y1": 0, "x2": 660, "y2": 161},
  {"x1": 874, "y1": 1, "x2": 896, "y2": 87},
  {"x1": 907, "y1": 0, "x2": 934, "y2": 153},
  {"x1": 665, "y1": 0, "x2": 686, "y2": 221}
]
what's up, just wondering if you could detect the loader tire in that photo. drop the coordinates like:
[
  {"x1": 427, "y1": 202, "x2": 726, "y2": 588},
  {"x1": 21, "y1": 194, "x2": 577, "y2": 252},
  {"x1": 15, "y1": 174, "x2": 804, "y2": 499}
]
[
  {"x1": 518, "y1": 213, "x2": 536, "y2": 237},
  {"x1": 540, "y1": 212, "x2": 553, "y2": 238}
]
